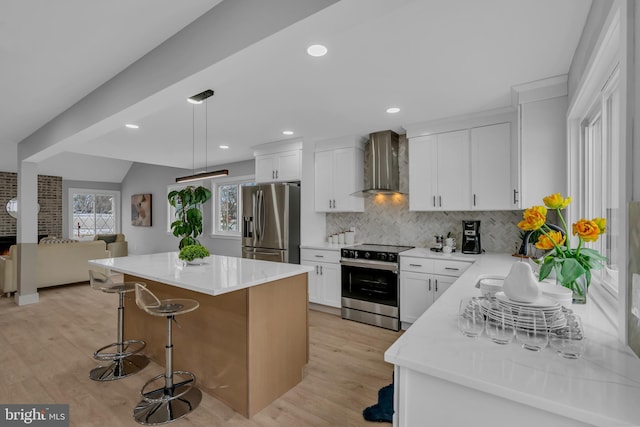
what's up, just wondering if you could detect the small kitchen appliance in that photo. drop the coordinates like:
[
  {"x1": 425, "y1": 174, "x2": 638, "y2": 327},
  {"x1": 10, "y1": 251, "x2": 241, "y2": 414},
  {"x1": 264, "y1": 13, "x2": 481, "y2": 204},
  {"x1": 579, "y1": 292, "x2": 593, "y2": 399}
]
[
  {"x1": 461, "y1": 220, "x2": 481, "y2": 254},
  {"x1": 340, "y1": 244, "x2": 413, "y2": 331}
]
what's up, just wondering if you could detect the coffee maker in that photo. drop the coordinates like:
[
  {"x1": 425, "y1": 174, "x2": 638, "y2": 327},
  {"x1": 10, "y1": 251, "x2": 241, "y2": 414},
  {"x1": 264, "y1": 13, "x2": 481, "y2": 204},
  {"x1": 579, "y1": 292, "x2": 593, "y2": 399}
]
[{"x1": 461, "y1": 220, "x2": 481, "y2": 254}]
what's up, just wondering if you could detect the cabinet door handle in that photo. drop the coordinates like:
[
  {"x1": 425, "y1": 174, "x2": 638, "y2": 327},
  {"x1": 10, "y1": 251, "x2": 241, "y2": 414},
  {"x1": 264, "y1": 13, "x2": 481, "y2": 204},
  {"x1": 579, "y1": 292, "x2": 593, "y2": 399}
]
[
  {"x1": 314, "y1": 255, "x2": 324, "y2": 258},
  {"x1": 433, "y1": 196, "x2": 436, "y2": 207},
  {"x1": 428, "y1": 278, "x2": 431, "y2": 292},
  {"x1": 320, "y1": 265, "x2": 323, "y2": 275},
  {"x1": 473, "y1": 194, "x2": 476, "y2": 206},
  {"x1": 444, "y1": 267, "x2": 459, "y2": 271},
  {"x1": 315, "y1": 265, "x2": 319, "y2": 275},
  {"x1": 329, "y1": 200, "x2": 332, "y2": 209},
  {"x1": 435, "y1": 279, "x2": 438, "y2": 293},
  {"x1": 439, "y1": 196, "x2": 442, "y2": 207},
  {"x1": 409, "y1": 263, "x2": 422, "y2": 267},
  {"x1": 513, "y1": 189, "x2": 519, "y2": 204},
  {"x1": 333, "y1": 199, "x2": 336, "y2": 209},
  {"x1": 276, "y1": 170, "x2": 279, "y2": 179},
  {"x1": 272, "y1": 170, "x2": 275, "y2": 179}
]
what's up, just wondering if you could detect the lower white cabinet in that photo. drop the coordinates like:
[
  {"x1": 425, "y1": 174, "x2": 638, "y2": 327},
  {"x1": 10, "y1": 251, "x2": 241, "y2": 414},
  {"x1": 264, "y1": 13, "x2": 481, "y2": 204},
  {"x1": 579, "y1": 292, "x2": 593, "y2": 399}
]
[
  {"x1": 301, "y1": 248, "x2": 341, "y2": 308},
  {"x1": 400, "y1": 257, "x2": 471, "y2": 324}
]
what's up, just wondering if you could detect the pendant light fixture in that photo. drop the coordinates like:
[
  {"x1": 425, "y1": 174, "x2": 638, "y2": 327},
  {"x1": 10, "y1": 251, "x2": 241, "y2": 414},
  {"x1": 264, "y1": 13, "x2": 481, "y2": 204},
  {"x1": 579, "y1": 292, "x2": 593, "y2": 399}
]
[{"x1": 176, "y1": 89, "x2": 229, "y2": 183}]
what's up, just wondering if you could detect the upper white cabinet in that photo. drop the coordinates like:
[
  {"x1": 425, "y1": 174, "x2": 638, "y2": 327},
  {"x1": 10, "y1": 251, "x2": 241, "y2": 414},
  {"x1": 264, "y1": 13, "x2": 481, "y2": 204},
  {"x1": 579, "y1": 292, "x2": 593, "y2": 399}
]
[
  {"x1": 314, "y1": 137, "x2": 364, "y2": 212},
  {"x1": 517, "y1": 96, "x2": 568, "y2": 207},
  {"x1": 253, "y1": 139, "x2": 302, "y2": 183},
  {"x1": 470, "y1": 122, "x2": 515, "y2": 210},
  {"x1": 409, "y1": 130, "x2": 470, "y2": 211}
]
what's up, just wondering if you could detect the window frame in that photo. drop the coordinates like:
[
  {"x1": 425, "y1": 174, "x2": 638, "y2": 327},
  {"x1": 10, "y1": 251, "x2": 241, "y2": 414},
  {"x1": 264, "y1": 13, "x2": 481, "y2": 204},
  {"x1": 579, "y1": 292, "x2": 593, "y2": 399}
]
[
  {"x1": 68, "y1": 188, "x2": 120, "y2": 240},
  {"x1": 210, "y1": 175, "x2": 254, "y2": 239}
]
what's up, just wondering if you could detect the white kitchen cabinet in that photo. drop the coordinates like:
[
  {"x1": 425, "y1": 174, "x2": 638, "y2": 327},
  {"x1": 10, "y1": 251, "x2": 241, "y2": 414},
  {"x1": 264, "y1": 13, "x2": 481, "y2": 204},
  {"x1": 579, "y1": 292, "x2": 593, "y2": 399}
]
[
  {"x1": 409, "y1": 130, "x2": 470, "y2": 211},
  {"x1": 470, "y1": 122, "x2": 515, "y2": 210},
  {"x1": 255, "y1": 149, "x2": 301, "y2": 183},
  {"x1": 400, "y1": 256, "x2": 471, "y2": 326},
  {"x1": 518, "y1": 96, "x2": 568, "y2": 207},
  {"x1": 314, "y1": 147, "x2": 364, "y2": 212},
  {"x1": 301, "y1": 248, "x2": 341, "y2": 308}
]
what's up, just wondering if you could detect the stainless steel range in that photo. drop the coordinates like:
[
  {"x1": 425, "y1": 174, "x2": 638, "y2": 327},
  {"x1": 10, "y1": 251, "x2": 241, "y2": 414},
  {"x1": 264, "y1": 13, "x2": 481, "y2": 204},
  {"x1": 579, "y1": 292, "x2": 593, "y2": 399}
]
[{"x1": 340, "y1": 244, "x2": 413, "y2": 331}]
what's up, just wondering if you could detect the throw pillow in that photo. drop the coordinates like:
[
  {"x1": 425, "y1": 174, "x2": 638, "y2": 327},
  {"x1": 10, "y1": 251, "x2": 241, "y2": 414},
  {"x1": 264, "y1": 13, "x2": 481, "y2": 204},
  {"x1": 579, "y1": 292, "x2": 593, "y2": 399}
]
[{"x1": 96, "y1": 234, "x2": 117, "y2": 244}]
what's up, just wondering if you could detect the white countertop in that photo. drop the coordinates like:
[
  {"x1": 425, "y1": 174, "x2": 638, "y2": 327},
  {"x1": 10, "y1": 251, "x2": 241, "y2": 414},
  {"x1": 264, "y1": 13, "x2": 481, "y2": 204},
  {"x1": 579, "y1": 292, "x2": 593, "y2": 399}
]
[
  {"x1": 300, "y1": 242, "x2": 351, "y2": 251},
  {"x1": 400, "y1": 247, "x2": 480, "y2": 262},
  {"x1": 89, "y1": 252, "x2": 313, "y2": 296},
  {"x1": 385, "y1": 253, "x2": 640, "y2": 426}
]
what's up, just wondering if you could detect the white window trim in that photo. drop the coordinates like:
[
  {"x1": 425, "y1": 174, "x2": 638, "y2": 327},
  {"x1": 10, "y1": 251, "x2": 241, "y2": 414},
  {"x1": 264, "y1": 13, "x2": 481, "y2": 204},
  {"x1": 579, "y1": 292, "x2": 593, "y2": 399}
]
[
  {"x1": 566, "y1": 5, "x2": 626, "y2": 340},
  {"x1": 210, "y1": 174, "x2": 254, "y2": 239},
  {"x1": 68, "y1": 188, "x2": 121, "y2": 240}
]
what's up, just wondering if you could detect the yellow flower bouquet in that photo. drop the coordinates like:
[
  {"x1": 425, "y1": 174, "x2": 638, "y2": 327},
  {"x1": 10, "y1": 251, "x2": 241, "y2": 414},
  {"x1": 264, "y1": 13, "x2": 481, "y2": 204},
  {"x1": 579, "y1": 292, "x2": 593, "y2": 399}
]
[{"x1": 517, "y1": 193, "x2": 607, "y2": 303}]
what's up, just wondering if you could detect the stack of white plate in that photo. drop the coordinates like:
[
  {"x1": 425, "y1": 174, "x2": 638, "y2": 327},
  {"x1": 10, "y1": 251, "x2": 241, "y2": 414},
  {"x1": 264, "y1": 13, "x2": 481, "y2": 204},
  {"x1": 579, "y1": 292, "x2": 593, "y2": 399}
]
[
  {"x1": 539, "y1": 281, "x2": 573, "y2": 306},
  {"x1": 492, "y1": 292, "x2": 567, "y2": 331}
]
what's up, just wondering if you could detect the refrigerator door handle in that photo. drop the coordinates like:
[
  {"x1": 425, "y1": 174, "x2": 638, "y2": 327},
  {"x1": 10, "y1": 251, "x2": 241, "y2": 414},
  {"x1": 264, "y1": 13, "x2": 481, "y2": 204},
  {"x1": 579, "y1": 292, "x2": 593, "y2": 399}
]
[
  {"x1": 252, "y1": 192, "x2": 258, "y2": 243},
  {"x1": 258, "y1": 189, "x2": 266, "y2": 241}
]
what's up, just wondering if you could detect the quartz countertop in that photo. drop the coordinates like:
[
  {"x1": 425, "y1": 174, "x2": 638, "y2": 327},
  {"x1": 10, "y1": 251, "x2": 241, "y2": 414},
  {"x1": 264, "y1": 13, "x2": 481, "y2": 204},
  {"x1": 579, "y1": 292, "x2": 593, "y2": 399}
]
[
  {"x1": 385, "y1": 253, "x2": 640, "y2": 426},
  {"x1": 89, "y1": 252, "x2": 313, "y2": 297},
  {"x1": 400, "y1": 247, "x2": 481, "y2": 262}
]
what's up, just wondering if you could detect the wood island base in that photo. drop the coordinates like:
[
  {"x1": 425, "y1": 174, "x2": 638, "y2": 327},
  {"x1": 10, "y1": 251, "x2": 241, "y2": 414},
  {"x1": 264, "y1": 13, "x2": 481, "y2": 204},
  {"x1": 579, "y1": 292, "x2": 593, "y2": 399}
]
[{"x1": 122, "y1": 273, "x2": 309, "y2": 418}]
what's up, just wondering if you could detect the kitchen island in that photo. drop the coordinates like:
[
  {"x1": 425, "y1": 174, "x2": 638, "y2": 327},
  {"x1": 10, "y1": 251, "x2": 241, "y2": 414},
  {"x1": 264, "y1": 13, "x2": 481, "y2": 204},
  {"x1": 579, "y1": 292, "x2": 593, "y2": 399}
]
[
  {"x1": 386, "y1": 253, "x2": 640, "y2": 426},
  {"x1": 89, "y1": 252, "x2": 313, "y2": 418}
]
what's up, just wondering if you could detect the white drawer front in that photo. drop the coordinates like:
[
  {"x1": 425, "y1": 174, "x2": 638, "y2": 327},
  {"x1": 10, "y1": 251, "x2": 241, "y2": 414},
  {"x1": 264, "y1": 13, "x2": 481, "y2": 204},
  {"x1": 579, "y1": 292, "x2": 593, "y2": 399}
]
[
  {"x1": 432, "y1": 260, "x2": 471, "y2": 277},
  {"x1": 400, "y1": 257, "x2": 435, "y2": 274},
  {"x1": 300, "y1": 248, "x2": 341, "y2": 264}
]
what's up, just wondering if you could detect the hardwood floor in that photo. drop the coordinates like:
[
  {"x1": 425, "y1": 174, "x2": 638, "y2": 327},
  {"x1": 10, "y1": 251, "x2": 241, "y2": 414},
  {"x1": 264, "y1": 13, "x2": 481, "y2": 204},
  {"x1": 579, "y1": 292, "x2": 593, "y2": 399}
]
[{"x1": 0, "y1": 284, "x2": 401, "y2": 426}]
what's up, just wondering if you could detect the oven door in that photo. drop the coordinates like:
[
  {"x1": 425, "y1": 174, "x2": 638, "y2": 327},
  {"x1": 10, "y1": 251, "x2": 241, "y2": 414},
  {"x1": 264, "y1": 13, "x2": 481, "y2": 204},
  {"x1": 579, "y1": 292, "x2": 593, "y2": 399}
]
[{"x1": 341, "y1": 259, "x2": 398, "y2": 308}]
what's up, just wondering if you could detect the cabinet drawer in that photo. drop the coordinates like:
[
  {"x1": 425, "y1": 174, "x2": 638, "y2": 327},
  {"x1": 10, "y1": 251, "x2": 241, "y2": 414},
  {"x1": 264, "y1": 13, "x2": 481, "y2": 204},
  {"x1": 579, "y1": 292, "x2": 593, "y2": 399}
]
[
  {"x1": 432, "y1": 260, "x2": 471, "y2": 277},
  {"x1": 400, "y1": 257, "x2": 434, "y2": 274},
  {"x1": 300, "y1": 248, "x2": 341, "y2": 264}
]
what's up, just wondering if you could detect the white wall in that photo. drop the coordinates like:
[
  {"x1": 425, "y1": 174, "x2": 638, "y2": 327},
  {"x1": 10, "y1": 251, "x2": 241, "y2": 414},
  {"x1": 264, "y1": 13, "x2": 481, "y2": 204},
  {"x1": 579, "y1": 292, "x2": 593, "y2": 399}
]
[{"x1": 120, "y1": 159, "x2": 254, "y2": 256}]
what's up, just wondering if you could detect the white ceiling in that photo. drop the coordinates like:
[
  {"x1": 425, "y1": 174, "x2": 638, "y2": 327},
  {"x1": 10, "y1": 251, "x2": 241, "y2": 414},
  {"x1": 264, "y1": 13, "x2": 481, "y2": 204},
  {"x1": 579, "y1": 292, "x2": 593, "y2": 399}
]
[{"x1": 1, "y1": 0, "x2": 591, "y2": 181}]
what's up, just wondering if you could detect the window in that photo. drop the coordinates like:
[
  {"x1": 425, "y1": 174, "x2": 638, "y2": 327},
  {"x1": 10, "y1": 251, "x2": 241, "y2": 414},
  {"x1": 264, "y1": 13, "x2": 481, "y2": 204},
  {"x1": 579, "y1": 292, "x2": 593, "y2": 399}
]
[
  {"x1": 581, "y1": 67, "x2": 620, "y2": 296},
  {"x1": 211, "y1": 176, "x2": 254, "y2": 237},
  {"x1": 69, "y1": 189, "x2": 120, "y2": 240},
  {"x1": 166, "y1": 181, "x2": 203, "y2": 233}
]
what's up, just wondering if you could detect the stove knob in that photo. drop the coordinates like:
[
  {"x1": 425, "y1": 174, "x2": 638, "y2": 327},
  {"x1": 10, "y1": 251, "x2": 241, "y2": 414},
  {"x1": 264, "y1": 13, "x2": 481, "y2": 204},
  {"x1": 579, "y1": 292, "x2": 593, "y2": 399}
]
[
  {"x1": 388, "y1": 254, "x2": 396, "y2": 262},
  {"x1": 364, "y1": 252, "x2": 371, "y2": 259},
  {"x1": 379, "y1": 253, "x2": 387, "y2": 261},
  {"x1": 350, "y1": 250, "x2": 356, "y2": 258},
  {"x1": 342, "y1": 249, "x2": 348, "y2": 257}
]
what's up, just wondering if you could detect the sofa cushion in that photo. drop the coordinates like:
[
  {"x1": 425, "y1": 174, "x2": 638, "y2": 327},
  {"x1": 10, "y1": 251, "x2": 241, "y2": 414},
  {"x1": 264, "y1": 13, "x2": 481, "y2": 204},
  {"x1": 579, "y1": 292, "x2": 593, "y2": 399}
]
[{"x1": 95, "y1": 234, "x2": 117, "y2": 244}]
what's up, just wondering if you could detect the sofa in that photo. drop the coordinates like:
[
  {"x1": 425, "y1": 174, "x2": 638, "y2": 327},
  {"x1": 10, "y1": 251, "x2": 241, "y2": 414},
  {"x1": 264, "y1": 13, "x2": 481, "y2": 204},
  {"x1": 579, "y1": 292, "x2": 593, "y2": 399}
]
[
  {"x1": 93, "y1": 233, "x2": 128, "y2": 257},
  {"x1": 0, "y1": 240, "x2": 111, "y2": 294}
]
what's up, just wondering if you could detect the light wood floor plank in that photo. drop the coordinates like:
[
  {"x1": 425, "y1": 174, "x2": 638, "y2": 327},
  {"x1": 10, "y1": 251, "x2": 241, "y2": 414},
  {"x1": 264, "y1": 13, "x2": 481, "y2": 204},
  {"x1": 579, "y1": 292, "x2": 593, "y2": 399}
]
[{"x1": 0, "y1": 284, "x2": 401, "y2": 426}]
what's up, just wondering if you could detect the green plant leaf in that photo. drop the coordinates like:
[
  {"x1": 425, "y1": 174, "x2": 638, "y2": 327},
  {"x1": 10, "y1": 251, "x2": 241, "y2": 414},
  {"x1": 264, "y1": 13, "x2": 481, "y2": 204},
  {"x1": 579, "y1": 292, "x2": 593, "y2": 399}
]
[{"x1": 539, "y1": 258, "x2": 554, "y2": 281}]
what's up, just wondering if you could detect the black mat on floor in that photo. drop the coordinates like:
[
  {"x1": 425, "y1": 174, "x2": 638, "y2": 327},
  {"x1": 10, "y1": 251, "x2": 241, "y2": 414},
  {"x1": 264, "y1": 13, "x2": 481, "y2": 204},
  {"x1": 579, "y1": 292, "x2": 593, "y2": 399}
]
[{"x1": 363, "y1": 383, "x2": 393, "y2": 423}]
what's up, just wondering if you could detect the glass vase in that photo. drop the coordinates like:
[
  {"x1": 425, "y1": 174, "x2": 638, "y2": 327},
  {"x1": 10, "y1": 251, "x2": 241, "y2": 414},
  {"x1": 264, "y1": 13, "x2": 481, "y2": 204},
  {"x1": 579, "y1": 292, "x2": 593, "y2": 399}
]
[{"x1": 559, "y1": 274, "x2": 589, "y2": 304}]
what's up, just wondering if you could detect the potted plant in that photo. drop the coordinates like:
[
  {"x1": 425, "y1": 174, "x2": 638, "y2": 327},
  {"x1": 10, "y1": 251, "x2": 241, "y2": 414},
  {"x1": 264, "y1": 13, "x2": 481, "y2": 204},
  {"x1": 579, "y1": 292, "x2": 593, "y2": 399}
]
[
  {"x1": 179, "y1": 244, "x2": 210, "y2": 264},
  {"x1": 167, "y1": 185, "x2": 212, "y2": 249}
]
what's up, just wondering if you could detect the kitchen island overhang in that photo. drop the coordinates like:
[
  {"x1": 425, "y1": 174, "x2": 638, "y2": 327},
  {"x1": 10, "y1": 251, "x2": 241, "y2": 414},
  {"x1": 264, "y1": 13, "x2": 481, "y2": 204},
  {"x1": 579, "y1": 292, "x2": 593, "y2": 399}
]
[{"x1": 89, "y1": 252, "x2": 313, "y2": 418}]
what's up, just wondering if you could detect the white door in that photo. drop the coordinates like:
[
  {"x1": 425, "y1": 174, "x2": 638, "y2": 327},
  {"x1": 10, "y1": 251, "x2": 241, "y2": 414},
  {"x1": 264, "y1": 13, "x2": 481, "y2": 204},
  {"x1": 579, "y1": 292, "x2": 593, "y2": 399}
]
[
  {"x1": 255, "y1": 154, "x2": 276, "y2": 183},
  {"x1": 314, "y1": 150, "x2": 334, "y2": 211},
  {"x1": 436, "y1": 130, "x2": 470, "y2": 210},
  {"x1": 275, "y1": 150, "x2": 301, "y2": 181},
  {"x1": 409, "y1": 135, "x2": 438, "y2": 210},
  {"x1": 400, "y1": 271, "x2": 433, "y2": 323},
  {"x1": 471, "y1": 123, "x2": 513, "y2": 210},
  {"x1": 318, "y1": 261, "x2": 341, "y2": 308}
]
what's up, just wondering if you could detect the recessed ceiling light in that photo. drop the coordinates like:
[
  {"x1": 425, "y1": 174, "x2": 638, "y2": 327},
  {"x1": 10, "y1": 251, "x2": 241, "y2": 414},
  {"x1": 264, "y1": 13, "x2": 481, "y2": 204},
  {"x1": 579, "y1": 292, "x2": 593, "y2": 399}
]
[
  {"x1": 219, "y1": 145, "x2": 229, "y2": 149},
  {"x1": 125, "y1": 124, "x2": 139, "y2": 129},
  {"x1": 282, "y1": 130, "x2": 294, "y2": 136},
  {"x1": 307, "y1": 44, "x2": 327, "y2": 57},
  {"x1": 386, "y1": 107, "x2": 401, "y2": 114}
]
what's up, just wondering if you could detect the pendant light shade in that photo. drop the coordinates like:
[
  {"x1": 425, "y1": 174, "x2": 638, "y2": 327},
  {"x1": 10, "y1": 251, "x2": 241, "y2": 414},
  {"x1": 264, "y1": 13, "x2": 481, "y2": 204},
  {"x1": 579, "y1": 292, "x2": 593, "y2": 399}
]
[{"x1": 177, "y1": 89, "x2": 228, "y2": 183}]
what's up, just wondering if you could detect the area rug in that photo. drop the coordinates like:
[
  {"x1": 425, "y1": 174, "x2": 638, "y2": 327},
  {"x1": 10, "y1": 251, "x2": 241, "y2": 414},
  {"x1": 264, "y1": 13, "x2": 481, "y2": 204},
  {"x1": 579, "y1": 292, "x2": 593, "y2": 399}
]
[{"x1": 363, "y1": 383, "x2": 393, "y2": 423}]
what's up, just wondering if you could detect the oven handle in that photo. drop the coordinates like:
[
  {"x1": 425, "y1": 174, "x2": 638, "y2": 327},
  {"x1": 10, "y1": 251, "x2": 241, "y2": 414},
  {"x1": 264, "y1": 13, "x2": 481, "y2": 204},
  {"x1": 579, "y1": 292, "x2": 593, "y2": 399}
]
[{"x1": 340, "y1": 258, "x2": 398, "y2": 272}]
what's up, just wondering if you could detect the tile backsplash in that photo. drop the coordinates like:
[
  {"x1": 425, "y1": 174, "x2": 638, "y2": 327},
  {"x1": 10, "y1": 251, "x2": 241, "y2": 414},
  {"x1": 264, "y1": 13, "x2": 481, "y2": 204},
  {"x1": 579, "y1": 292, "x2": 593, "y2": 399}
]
[
  {"x1": 326, "y1": 134, "x2": 523, "y2": 254},
  {"x1": 326, "y1": 197, "x2": 523, "y2": 253}
]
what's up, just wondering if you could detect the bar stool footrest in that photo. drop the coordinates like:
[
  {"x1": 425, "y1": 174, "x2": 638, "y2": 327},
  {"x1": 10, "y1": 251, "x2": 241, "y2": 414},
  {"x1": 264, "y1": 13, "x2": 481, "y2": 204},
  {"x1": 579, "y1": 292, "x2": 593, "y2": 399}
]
[
  {"x1": 139, "y1": 371, "x2": 197, "y2": 404},
  {"x1": 93, "y1": 339, "x2": 146, "y2": 361}
]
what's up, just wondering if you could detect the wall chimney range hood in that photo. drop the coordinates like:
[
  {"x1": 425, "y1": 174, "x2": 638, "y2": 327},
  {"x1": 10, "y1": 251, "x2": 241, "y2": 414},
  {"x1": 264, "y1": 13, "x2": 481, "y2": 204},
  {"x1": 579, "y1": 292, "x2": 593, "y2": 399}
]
[{"x1": 353, "y1": 130, "x2": 403, "y2": 196}]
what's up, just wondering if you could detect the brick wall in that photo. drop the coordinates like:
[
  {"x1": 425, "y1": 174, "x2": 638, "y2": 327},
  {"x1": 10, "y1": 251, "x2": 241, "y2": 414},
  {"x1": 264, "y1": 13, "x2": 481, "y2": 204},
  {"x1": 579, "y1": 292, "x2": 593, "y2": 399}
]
[{"x1": 0, "y1": 172, "x2": 62, "y2": 238}]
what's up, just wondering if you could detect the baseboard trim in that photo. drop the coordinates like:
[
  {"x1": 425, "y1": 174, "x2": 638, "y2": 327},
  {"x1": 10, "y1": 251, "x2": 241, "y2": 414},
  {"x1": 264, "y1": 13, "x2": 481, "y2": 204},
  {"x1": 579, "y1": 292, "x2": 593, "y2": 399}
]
[
  {"x1": 309, "y1": 302, "x2": 340, "y2": 316},
  {"x1": 16, "y1": 292, "x2": 39, "y2": 305}
]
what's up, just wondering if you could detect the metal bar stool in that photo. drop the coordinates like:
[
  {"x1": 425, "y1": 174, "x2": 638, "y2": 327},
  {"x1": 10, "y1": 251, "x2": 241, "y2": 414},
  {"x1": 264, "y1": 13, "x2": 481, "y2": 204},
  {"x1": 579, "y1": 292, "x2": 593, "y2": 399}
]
[
  {"x1": 133, "y1": 283, "x2": 202, "y2": 425},
  {"x1": 89, "y1": 270, "x2": 149, "y2": 381}
]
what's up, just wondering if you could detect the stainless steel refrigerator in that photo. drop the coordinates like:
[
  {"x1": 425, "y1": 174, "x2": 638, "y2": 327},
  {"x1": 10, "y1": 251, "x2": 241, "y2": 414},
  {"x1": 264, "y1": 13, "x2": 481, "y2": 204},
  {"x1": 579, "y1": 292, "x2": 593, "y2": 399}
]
[{"x1": 241, "y1": 183, "x2": 300, "y2": 264}]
